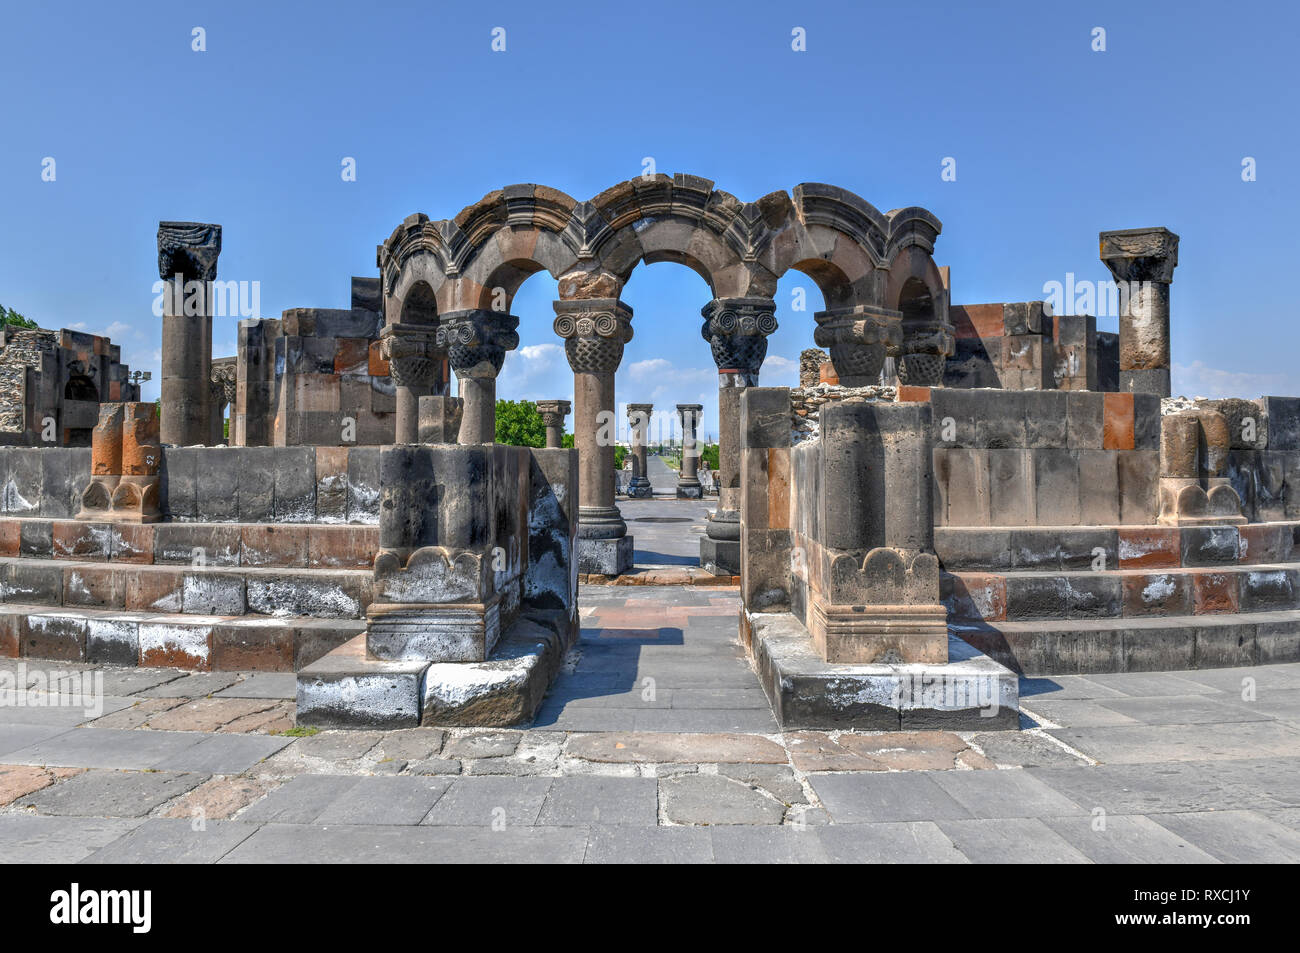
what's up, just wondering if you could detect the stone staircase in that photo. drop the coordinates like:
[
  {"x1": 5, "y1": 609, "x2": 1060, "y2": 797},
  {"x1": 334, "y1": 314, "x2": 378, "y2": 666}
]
[
  {"x1": 939, "y1": 521, "x2": 1300, "y2": 674},
  {"x1": 0, "y1": 517, "x2": 374, "y2": 672}
]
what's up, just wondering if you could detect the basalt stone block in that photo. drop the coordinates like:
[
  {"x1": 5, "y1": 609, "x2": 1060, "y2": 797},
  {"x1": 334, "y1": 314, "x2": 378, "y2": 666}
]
[
  {"x1": 1257, "y1": 618, "x2": 1300, "y2": 664},
  {"x1": 182, "y1": 572, "x2": 247, "y2": 615},
  {"x1": 1259, "y1": 396, "x2": 1300, "y2": 451},
  {"x1": 525, "y1": 448, "x2": 579, "y2": 622},
  {"x1": 52, "y1": 520, "x2": 112, "y2": 559},
  {"x1": 293, "y1": 619, "x2": 366, "y2": 670},
  {"x1": 86, "y1": 617, "x2": 142, "y2": 666},
  {"x1": 1238, "y1": 568, "x2": 1299, "y2": 612},
  {"x1": 1120, "y1": 622, "x2": 1196, "y2": 672},
  {"x1": 987, "y1": 450, "x2": 1034, "y2": 526},
  {"x1": 1180, "y1": 525, "x2": 1239, "y2": 566},
  {"x1": 944, "y1": 572, "x2": 1007, "y2": 622},
  {"x1": 1118, "y1": 451, "x2": 1159, "y2": 524},
  {"x1": 975, "y1": 392, "x2": 1027, "y2": 449},
  {"x1": 1192, "y1": 570, "x2": 1238, "y2": 615},
  {"x1": 933, "y1": 528, "x2": 1012, "y2": 571},
  {"x1": 1133, "y1": 394, "x2": 1162, "y2": 450},
  {"x1": 742, "y1": 387, "x2": 793, "y2": 449},
  {"x1": 139, "y1": 620, "x2": 213, "y2": 670},
  {"x1": 314, "y1": 446, "x2": 350, "y2": 522},
  {"x1": 315, "y1": 308, "x2": 384, "y2": 339},
  {"x1": 161, "y1": 447, "x2": 198, "y2": 521},
  {"x1": 699, "y1": 537, "x2": 739, "y2": 576},
  {"x1": 1004, "y1": 576, "x2": 1069, "y2": 620},
  {"x1": 935, "y1": 448, "x2": 991, "y2": 526},
  {"x1": 212, "y1": 619, "x2": 295, "y2": 671},
  {"x1": 1033, "y1": 448, "x2": 1080, "y2": 525},
  {"x1": 929, "y1": 388, "x2": 979, "y2": 449},
  {"x1": 3, "y1": 561, "x2": 63, "y2": 605},
  {"x1": 296, "y1": 635, "x2": 427, "y2": 730},
  {"x1": 22, "y1": 612, "x2": 89, "y2": 661},
  {"x1": 1058, "y1": 528, "x2": 1118, "y2": 570},
  {"x1": 247, "y1": 573, "x2": 365, "y2": 619},
  {"x1": 1250, "y1": 451, "x2": 1289, "y2": 521},
  {"x1": 1192, "y1": 620, "x2": 1256, "y2": 669},
  {"x1": 19, "y1": 519, "x2": 53, "y2": 557},
  {"x1": 195, "y1": 450, "x2": 241, "y2": 522},
  {"x1": 154, "y1": 524, "x2": 242, "y2": 566},
  {"x1": 351, "y1": 277, "x2": 382, "y2": 313},
  {"x1": 1064, "y1": 575, "x2": 1122, "y2": 618},
  {"x1": 39, "y1": 450, "x2": 82, "y2": 518},
  {"x1": 1122, "y1": 572, "x2": 1193, "y2": 617},
  {"x1": 301, "y1": 336, "x2": 338, "y2": 374},
  {"x1": 5, "y1": 448, "x2": 43, "y2": 514},
  {"x1": 238, "y1": 447, "x2": 276, "y2": 521},
  {"x1": 1077, "y1": 450, "x2": 1120, "y2": 524},
  {"x1": 273, "y1": 447, "x2": 317, "y2": 521},
  {"x1": 1238, "y1": 522, "x2": 1292, "y2": 564},
  {"x1": 1009, "y1": 529, "x2": 1059, "y2": 569},
  {"x1": 62, "y1": 565, "x2": 126, "y2": 608},
  {"x1": 1066, "y1": 392, "x2": 1105, "y2": 450},
  {"x1": 1023, "y1": 391, "x2": 1068, "y2": 448},
  {"x1": 1118, "y1": 527, "x2": 1181, "y2": 569},
  {"x1": 347, "y1": 447, "x2": 381, "y2": 523},
  {"x1": 1003, "y1": 301, "x2": 1046, "y2": 336}
]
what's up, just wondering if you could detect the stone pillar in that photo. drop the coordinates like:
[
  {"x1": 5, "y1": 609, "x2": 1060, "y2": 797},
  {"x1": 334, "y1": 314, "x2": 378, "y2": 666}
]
[
  {"x1": 700, "y1": 297, "x2": 777, "y2": 575},
  {"x1": 676, "y1": 403, "x2": 703, "y2": 498},
  {"x1": 437, "y1": 309, "x2": 519, "y2": 445},
  {"x1": 380, "y1": 324, "x2": 443, "y2": 444},
  {"x1": 812, "y1": 400, "x2": 946, "y2": 663},
  {"x1": 418, "y1": 395, "x2": 464, "y2": 444},
  {"x1": 1157, "y1": 409, "x2": 1245, "y2": 525},
  {"x1": 113, "y1": 402, "x2": 163, "y2": 523},
  {"x1": 813, "y1": 305, "x2": 903, "y2": 387},
  {"x1": 209, "y1": 360, "x2": 236, "y2": 445},
  {"x1": 626, "y1": 403, "x2": 653, "y2": 498},
  {"x1": 553, "y1": 297, "x2": 635, "y2": 574},
  {"x1": 158, "y1": 222, "x2": 221, "y2": 446},
  {"x1": 77, "y1": 403, "x2": 124, "y2": 518},
  {"x1": 536, "y1": 399, "x2": 571, "y2": 449},
  {"x1": 1100, "y1": 227, "x2": 1179, "y2": 397}
]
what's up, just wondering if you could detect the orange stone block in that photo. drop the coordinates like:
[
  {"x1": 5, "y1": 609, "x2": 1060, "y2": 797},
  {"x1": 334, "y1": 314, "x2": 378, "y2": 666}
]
[
  {"x1": 1118, "y1": 527, "x2": 1180, "y2": 569},
  {"x1": 767, "y1": 449, "x2": 790, "y2": 530},
  {"x1": 1103, "y1": 392, "x2": 1135, "y2": 450},
  {"x1": 334, "y1": 338, "x2": 370, "y2": 376},
  {"x1": 368, "y1": 339, "x2": 390, "y2": 377},
  {"x1": 90, "y1": 403, "x2": 124, "y2": 476},
  {"x1": 1192, "y1": 570, "x2": 1239, "y2": 614},
  {"x1": 0, "y1": 520, "x2": 20, "y2": 557},
  {"x1": 951, "y1": 303, "x2": 1004, "y2": 341},
  {"x1": 122, "y1": 402, "x2": 161, "y2": 475},
  {"x1": 897, "y1": 385, "x2": 931, "y2": 403}
]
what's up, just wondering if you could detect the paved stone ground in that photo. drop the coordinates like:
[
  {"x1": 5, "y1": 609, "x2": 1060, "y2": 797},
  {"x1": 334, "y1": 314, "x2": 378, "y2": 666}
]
[
  {"x1": 618, "y1": 497, "x2": 711, "y2": 568},
  {"x1": 2, "y1": 585, "x2": 1299, "y2": 863}
]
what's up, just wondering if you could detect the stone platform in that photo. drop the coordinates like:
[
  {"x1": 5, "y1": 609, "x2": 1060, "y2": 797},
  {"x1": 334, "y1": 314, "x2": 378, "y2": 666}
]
[{"x1": 743, "y1": 611, "x2": 1019, "y2": 731}]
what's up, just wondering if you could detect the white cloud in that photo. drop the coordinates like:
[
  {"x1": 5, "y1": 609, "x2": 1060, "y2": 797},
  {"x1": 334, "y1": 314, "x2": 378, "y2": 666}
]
[
  {"x1": 518, "y1": 343, "x2": 563, "y2": 364},
  {"x1": 1172, "y1": 361, "x2": 1300, "y2": 400}
]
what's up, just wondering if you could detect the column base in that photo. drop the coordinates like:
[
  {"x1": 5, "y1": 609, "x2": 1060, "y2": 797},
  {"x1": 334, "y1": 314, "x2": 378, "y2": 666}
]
[
  {"x1": 578, "y1": 536, "x2": 634, "y2": 575},
  {"x1": 626, "y1": 478, "x2": 653, "y2": 498},
  {"x1": 1120, "y1": 367, "x2": 1170, "y2": 397},
  {"x1": 577, "y1": 505, "x2": 627, "y2": 540},
  {"x1": 676, "y1": 484, "x2": 703, "y2": 499},
  {"x1": 700, "y1": 536, "x2": 740, "y2": 576}
]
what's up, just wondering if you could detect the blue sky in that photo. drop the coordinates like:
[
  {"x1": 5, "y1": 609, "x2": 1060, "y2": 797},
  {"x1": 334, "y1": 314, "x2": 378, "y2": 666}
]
[{"x1": 2, "y1": 0, "x2": 1297, "y2": 438}]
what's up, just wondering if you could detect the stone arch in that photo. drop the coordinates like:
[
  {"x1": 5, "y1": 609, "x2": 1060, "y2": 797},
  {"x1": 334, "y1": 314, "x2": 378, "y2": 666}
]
[
  {"x1": 64, "y1": 373, "x2": 98, "y2": 401},
  {"x1": 399, "y1": 278, "x2": 439, "y2": 326}
]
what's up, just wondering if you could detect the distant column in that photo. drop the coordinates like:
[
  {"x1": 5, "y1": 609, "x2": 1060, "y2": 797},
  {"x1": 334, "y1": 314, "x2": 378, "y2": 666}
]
[
  {"x1": 536, "y1": 399, "x2": 571, "y2": 449},
  {"x1": 157, "y1": 222, "x2": 221, "y2": 446},
  {"x1": 1100, "y1": 227, "x2": 1180, "y2": 397},
  {"x1": 626, "y1": 403, "x2": 653, "y2": 498},
  {"x1": 676, "y1": 403, "x2": 703, "y2": 499},
  {"x1": 379, "y1": 324, "x2": 443, "y2": 444}
]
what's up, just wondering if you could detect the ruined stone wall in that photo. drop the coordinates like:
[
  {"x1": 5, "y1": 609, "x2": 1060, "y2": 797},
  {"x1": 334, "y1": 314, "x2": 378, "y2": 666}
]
[
  {"x1": 0, "y1": 445, "x2": 381, "y2": 523},
  {"x1": 235, "y1": 279, "x2": 419, "y2": 447},
  {"x1": 946, "y1": 303, "x2": 1119, "y2": 392}
]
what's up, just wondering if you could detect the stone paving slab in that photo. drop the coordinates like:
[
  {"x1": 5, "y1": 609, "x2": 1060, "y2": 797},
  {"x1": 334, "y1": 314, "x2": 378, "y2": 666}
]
[
  {"x1": 141, "y1": 672, "x2": 243, "y2": 697},
  {"x1": 929, "y1": 769, "x2": 1089, "y2": 818},
  {"x1": 0, "y1": 694, "x2": 136, "y2": 727},
  {"x1": 0, "y1": 723, "x2": 76, "y2": 759},
  {"x1": 153, "y1": 732, "x2": 291, "y2": 774},
  {"x1": 1091, "y1": 694, "x2": 1277, "y2": 726},
  {"x1": 1047, "y1": 720, "x2": 1300, "y2": 763},
  {"x1": 219, "y1": 822, "x2": 589, "y2": 864},
  {"x1": 709, "y1": 826, "x2": 831, "y2": 863},
  {"x1": 81, "y1": 817, "x2": 261, "y2": 863},
  {"x1": 1038, "y1": 814, "x2": 1221, "y2": 864},
  {"x1": 1026, "y1": 760, "x2": 1294, "y2": 815},
  {"x1": 935, "y1": 817, "x2": 1091, "y2": 863},
  {"x1": 809, "y1": 773, "x2": 975, "y2": 824},
  {"x1": 313, "y1": 776, "x2": 453, "y2": 825},
  {"x1": 420, "y1": 776, "x2": 553, "y2": 827},
  {"x1": 536, "y1": 776, "x2": 658, "y2": 827},
  {"x1": 214, "y1": 673, "x2": 298, "y2": 699},
  {"x1": 565, "y1": 732, "x2": 787, "y2": 764},
  {"x1": 2, "y1": 726, "x2": 205, "y2": 769},
  {"x1": 16, "y1": 768, "x2": 206, "y2": 817},
  {"x1": 582, "y1": 824, "x2": 713, "y2": 864},
  {"x1": 1145, "y1": 809, "x2": 1300, "y2": 863},
  {"x1": 237, "y1": 775, "x2": 361, "y2": 823},
  {"x1": 0, "y1": 814, "x2": 143, "y2": 863},
  {"x1": 813, "y1": 821, "x2": 969, "y2": 864},
  {"x1": 660, "y1": 774, "x2": 787, "y2": 825}
]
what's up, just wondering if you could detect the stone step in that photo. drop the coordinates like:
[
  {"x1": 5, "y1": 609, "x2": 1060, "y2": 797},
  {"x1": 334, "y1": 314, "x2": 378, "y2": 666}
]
[
  {"x1": 0, "y1": 555, "x2": 372, "y2": 618},
  {"x1": 0, "y1": 517, "x2": 377, "y2": 569},
  {"x1": 952, "y1": 609, "x2": 1300, "y2": 676},
  {"x1": 944, "y1": 563, "x2": 1300, "y2": 623},
  {"x1": 297, "y1": 613, "x2": 570, "y2": 730},
  {"x1": 0, "y1": 603, "x2": 363, "y2": 672},
  {"x1": 935, "y1": 521, "x2": 1299, "y2": 573}
]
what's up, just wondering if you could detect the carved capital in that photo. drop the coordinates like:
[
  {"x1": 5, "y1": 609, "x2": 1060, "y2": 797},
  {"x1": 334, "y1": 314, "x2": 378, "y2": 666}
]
[
  {"x1": 701, "y1": 297, "x2": 777, "y2": 384},
  {"x1": 553, "y1": 298, "x2": 633, "y2": 375},
  {"x1": 437, "y1": 309, "x2": 520, "y2": 380},
  {"x1": 813, "y1": 305, "x2": 903, "y2": 386},
  {"x1": 380, "y1": 323, "x2": 443, "y2": 389},
  {"x1": 1100, "y1": 227, "x2": 1180, "y2": 284},
  {"x1": 535, "y1": 399, "x2": 571, "y2": 428},
  {"x1": 157, "y1": 221, "x2": 222, "y2": 280}
]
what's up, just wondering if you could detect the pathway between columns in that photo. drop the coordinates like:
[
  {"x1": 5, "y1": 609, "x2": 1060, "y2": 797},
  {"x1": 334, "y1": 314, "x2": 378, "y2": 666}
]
[
  {"x1": 645, "y1": 454, "x2": 679, "y2": 496},
  {"x1": 618, "y1": 498, "x2": 710, "y2": 568}
]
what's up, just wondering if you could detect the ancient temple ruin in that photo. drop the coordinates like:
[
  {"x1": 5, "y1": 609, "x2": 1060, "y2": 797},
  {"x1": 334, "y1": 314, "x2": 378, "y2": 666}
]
[{"x1": 3, "y1": 175, "x2": 1298, "y2": 730}]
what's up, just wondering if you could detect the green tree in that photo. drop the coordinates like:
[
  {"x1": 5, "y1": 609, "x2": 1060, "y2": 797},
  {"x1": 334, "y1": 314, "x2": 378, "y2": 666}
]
[
  {"x1": 494, "y1": 399, "x2": 547, "y2": 447},
  {"x1": 699, "y1": 443, "x2": 719, "y2": 471},
  {"x1": 0, "y1": 304, "x2": 39, "y2": 329}
]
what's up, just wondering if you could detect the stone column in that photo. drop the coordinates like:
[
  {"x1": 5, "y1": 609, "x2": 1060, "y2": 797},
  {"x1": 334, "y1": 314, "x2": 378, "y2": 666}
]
[
  {"x1": 536, "y1": 399, "x2": 571, "y2": 449},
  {"x1": 209, "y1": 360, "x2": 236, "y2": 445},
  {"x1": 676, "y1": 403, "x2": 703, "y2": 498},
  {"x1": 77, "y1": 403, "x2": 124, "y2": 518},
  {"x1": 1100, "y1": 227, "x2": 1180, "y2": 397},
  {"x1": 626, "y1": 403, "x2": 653, "y2": 498},
  {"x1": 379, "y1": 324, "x2": 443, "y2": 444},
  {"x1": 112, "y1": 402, "x2": 163, "y2": 523},
  {"x1": 157, "y1": 222, "x2": 221, "y2": 446},
  {"x1": 700, "y1": 297, "x2": 777, "y2": 575},
  {"x1": 553, "y1": 297, "x2": 634, "y2": 574},
  {"x1": 437, "y1": 309, "x2": 519, "y2": 445}
]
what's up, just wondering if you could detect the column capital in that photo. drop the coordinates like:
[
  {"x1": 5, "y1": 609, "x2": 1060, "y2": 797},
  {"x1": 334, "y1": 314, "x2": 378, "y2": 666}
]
[
  {"x1": 701, "y1": 297, "x2": 778, "y2": 385},
  {"x1": 380, "y1": 322, "x2": 444, "y2": 388},
  {"x1": 553, "y1": 298, "x2": 634, "y2": 375},
  {"x1": 813, "y1": 305, "x2": 903, "y2": 387},
  {"x1": 437, "y1": 309, "x2": 520, "y2": 380},
  {"x1": 676, "y1": 402, "x2": 703, "y2": 415},
  {"x1": 535, "y1": 399, "x2": 571, "y2": 428},
  {"x1": 627, "y1": 402, "x2": 654, "y2": 420},
  {"x1": 1100, "y1": 227, "x2": 1180, "y2": 284},
  {"x1": 157, "y1": 221, "x2": 222, "y2": 280}
]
